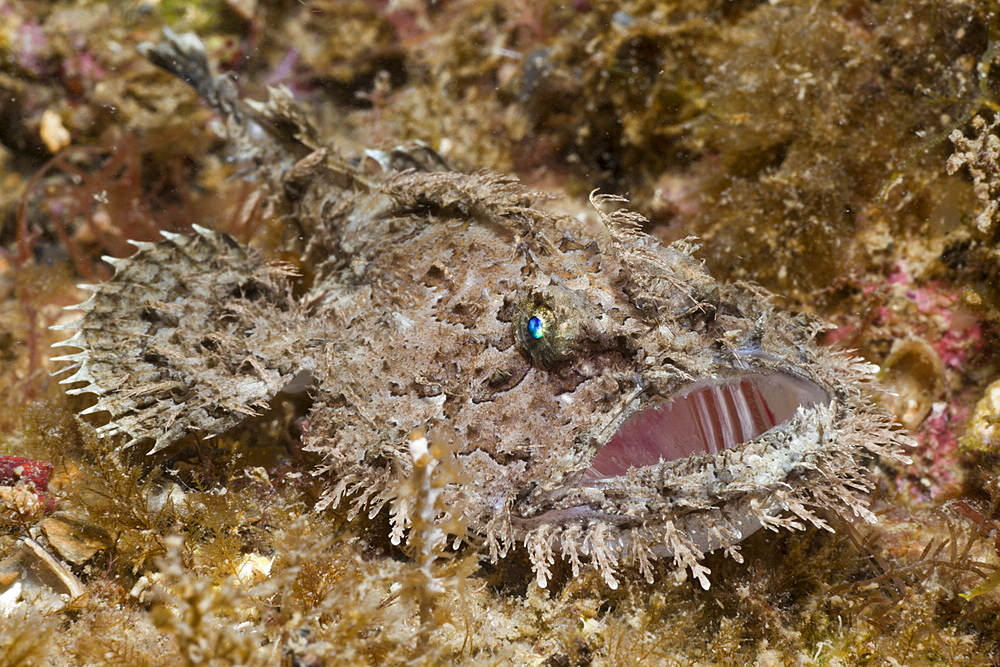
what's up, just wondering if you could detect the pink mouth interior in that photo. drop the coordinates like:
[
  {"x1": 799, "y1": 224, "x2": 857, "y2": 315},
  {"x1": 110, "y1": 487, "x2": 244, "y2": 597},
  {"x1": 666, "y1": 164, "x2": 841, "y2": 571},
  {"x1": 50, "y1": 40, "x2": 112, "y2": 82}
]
[{"x1": 581, "y1": 373, "x2": 828, "y2": 483}]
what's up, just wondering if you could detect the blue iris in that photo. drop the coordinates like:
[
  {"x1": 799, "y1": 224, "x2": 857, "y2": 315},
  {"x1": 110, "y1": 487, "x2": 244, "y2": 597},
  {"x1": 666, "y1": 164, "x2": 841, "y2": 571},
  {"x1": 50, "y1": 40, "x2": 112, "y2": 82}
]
[{"x1": 527, "y1": 315, "x2": 545, "y2": 339}]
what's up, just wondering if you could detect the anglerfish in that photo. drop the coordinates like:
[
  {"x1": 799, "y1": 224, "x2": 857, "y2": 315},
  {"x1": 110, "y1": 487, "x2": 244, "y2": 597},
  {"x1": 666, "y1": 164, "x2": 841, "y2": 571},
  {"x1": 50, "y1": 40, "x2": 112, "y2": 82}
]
[{"x1": 52, "y1": 31, "x2": 910, "y2": 589}]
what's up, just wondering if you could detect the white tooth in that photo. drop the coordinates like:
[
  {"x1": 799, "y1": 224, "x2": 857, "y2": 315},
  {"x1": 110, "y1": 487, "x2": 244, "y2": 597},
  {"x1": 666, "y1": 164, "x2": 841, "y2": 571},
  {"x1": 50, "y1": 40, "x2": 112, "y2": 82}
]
[
  {"x1": 693, "y1": 389, "x2": 718, "y2": 454},
  {"x1": 712, "y1": 387, "x2": 729, "y2": 453},
  {"x1": 730, "y1": 382, "x2": 757, "y2": 442},
  {"x1": 713, "y1": 384, "x2": 737, "y2": 449},
  {"x1": 745, "y1": 381, "x2": 772, "y2": 432}
]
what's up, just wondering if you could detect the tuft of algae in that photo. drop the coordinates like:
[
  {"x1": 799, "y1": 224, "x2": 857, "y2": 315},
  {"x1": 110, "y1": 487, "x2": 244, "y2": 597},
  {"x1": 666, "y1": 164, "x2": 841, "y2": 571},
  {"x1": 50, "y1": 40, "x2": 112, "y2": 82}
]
[{"x1": 0, "y1": 0, "x2": 1000, "y2": 664}]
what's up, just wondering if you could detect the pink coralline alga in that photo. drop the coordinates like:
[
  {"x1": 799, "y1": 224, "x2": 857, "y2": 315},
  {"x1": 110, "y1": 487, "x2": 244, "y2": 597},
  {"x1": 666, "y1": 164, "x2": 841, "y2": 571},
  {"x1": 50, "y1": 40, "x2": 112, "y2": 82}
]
[{"x1": 830, "y1": 261, "x2": 986, "y2": 500}]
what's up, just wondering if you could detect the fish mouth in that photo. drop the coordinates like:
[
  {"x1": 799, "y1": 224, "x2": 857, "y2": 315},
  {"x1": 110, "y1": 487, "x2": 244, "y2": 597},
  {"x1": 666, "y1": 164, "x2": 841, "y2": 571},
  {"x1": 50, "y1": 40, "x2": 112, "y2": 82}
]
[{"x1": 581, "y1": 372, "x2": 830, "y2": 483}]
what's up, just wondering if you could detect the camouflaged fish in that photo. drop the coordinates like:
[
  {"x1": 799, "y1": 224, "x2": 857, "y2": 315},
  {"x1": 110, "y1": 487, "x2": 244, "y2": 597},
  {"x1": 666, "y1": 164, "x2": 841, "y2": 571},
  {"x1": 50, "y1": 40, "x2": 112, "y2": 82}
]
[{"x1": 52, "y1": 30, "x2": 911, "y2": 589}]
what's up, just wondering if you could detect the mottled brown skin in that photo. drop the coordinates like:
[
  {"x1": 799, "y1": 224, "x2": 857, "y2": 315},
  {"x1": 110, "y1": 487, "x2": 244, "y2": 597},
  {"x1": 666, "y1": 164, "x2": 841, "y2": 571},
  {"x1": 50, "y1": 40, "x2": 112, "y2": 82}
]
[{"x1": 53, "y1": 31, "x2": 910, "y2": 588}]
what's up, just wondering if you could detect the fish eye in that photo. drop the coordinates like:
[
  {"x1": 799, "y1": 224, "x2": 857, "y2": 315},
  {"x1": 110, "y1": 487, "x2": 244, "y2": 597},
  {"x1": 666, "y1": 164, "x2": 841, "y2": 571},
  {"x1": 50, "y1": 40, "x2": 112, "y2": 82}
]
[
  {"x1": 526, "y1": 314, "x2": 547, "y2": 340},
  {"x1": 513, "y1": 290, "x2": 581, "y2": 366}
]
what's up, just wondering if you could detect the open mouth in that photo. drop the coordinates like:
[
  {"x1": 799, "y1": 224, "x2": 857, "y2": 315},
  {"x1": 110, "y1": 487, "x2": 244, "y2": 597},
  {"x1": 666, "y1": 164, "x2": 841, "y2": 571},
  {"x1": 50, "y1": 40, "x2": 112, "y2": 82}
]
[{"x1": 581, "y1": 373, "x2": 829, "y2": 483}]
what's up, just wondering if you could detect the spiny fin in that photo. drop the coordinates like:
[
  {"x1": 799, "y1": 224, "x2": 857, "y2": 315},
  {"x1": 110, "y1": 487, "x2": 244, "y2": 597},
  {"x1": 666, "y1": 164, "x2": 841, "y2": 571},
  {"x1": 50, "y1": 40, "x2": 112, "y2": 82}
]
[
  {"x1": 138, "y1": 28, "x2": 237, "y2": 118},
  {"x1": 53, "y1": 228, "x2": 315, "y2": 454},
  {"x1": 139, "y1": 29, "x2": 324, "y2": 171},
  {"x1": 138, "y1": 28, "x2": 367, "y2": 224}
]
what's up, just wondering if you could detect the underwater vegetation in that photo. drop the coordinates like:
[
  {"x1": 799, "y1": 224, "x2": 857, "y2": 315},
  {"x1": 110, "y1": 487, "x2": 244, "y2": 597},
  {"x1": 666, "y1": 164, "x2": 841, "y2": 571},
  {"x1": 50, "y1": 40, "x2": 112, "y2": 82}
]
[{"x1": 0, "y1": 0, "x2": 1000, "y2": 664}]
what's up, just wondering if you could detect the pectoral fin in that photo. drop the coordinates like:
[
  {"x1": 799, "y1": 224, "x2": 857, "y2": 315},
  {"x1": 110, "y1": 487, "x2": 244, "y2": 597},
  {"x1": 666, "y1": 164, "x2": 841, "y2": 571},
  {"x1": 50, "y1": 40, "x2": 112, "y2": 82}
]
[{"x1": 53, "y1": 227, "x2": 315, "y2": 453}]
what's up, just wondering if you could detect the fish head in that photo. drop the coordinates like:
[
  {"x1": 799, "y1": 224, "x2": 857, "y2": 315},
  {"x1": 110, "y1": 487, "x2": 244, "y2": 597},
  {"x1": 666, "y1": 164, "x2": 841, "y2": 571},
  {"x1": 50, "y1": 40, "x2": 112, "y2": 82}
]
[{"x1": 327, "y1": 180, "x2": 907, "y2": 588}]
